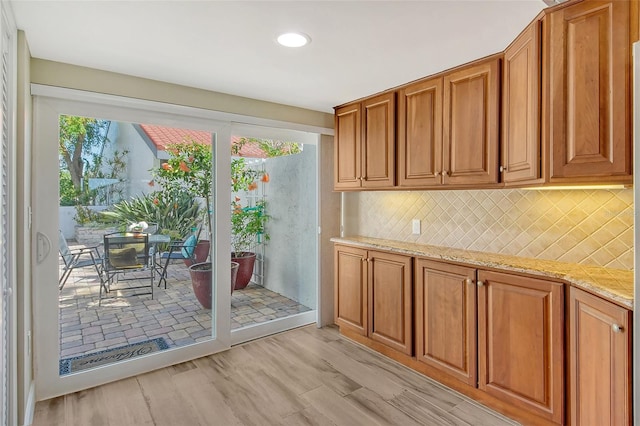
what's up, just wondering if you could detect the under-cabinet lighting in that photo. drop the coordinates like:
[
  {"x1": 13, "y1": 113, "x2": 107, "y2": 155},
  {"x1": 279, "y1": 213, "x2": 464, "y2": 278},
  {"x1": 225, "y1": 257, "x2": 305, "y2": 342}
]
[{"x1": 522, "y1": 184, "x2": 630, "y2": 191}]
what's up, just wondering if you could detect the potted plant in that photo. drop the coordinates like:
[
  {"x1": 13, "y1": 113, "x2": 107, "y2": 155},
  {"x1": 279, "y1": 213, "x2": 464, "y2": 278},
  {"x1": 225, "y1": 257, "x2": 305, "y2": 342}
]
[{"x1": 231, "y1": 198, "x2": 270, "y2": 289}]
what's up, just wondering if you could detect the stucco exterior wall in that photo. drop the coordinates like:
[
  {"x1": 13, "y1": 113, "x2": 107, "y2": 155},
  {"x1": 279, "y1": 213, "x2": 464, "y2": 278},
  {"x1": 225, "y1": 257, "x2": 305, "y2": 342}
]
[{"x1": 263, "y1": 146, "x2": 317, "y2": 308}]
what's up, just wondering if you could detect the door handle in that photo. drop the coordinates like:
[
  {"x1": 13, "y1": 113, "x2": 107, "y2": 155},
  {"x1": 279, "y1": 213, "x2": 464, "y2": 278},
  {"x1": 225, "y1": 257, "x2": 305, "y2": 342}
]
[{"x1": 36, "y1": 231, "x2": 51, "y2": 264}]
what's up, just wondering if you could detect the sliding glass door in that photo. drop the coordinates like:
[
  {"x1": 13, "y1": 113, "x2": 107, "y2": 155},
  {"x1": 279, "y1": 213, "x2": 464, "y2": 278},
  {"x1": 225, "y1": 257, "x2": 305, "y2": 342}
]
[
  {"x1": 32, "y1": 94, "x2": 232, "y2": 399},
  {"x1": 30, "y1": 89, "x2": 323, "y2": 401}
]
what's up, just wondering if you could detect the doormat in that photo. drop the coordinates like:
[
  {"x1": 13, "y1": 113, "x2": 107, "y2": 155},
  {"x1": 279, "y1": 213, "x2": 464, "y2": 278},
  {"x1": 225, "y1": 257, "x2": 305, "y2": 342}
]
[{"x1": 59, "y1": 337, "x2": 169, "y2": 375}]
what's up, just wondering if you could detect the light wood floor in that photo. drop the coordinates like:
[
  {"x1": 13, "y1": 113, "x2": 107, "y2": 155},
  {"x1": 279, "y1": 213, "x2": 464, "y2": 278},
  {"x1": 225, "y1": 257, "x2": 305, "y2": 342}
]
[{"x1": 32, "y1": 325, "x2": 520, "y2": 426}]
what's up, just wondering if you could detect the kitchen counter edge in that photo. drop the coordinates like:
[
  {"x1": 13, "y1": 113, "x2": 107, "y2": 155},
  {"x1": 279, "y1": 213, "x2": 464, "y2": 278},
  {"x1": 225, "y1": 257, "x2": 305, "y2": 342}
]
[{"x1": 332, "y1": 236, "x2": 634, "y2": 310}]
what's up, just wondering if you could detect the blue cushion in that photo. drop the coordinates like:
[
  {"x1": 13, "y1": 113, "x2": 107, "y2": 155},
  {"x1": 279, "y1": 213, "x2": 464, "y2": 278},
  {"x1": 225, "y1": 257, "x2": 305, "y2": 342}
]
[{"x1": 181, "y1": 235, "x2": 197, "y2": 259}]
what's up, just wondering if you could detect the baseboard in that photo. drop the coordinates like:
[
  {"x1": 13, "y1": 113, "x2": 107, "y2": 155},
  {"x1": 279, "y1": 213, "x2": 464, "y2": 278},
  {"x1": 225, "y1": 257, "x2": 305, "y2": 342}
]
[{"x1": 22, "y1": 381, "x2": 35, "y2": 426}]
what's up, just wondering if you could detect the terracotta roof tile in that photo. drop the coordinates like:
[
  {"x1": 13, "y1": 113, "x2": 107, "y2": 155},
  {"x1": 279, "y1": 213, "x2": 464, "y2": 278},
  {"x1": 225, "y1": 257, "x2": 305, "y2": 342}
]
[{"x1": 140, "y1": 124, "x2": 268, "y2": 158}]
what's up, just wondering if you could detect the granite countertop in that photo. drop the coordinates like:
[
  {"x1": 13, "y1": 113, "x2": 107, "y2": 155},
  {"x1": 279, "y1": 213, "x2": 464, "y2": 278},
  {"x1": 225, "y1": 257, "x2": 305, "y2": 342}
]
[{"x1": 331, "y1": 236, "x2": 634, "y2": 309}]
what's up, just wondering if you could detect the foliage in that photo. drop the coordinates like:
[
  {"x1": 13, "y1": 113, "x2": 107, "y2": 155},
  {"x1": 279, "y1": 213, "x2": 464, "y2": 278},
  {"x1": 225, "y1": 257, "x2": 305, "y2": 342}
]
[
  {"x1": 100, "y1": 192, "x2": 201, "y2": 240},
  {"x1": 58, "y1": 115, "x2": 129, "y2": 206},
  {"x1": 59, "y1": 170, "x2": 77, "y2": 206},
  {"x1": 231, "y1": 199, "x2": 270, "y2": 255},
  {"x1": 73, "y1": 206, "x2": 113, "y2": 226},
  {"x1": 150, "y1": 140, "x2": 213, "y2": 235},
  {"x1": 231, "y1": 137, "x2": 301, "y2": 158},
  {"x1": 59, "y1": 115, "x2": 111, "y2": 192},
  {"x1": 85, "y1": 149, "x2": 130, "y2": 205},
  {"x1": 231, "y1": 157, "x2": 263, "y2": 193},
  {"x1": 149, "y1": 138, "x2": 272, "y2": 256}
]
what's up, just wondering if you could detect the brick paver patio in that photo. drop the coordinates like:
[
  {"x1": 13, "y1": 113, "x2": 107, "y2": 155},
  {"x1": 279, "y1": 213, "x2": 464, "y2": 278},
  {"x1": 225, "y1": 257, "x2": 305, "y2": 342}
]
[{"x1": 59, "y1": 246, "x2": 312, "y2": 361}]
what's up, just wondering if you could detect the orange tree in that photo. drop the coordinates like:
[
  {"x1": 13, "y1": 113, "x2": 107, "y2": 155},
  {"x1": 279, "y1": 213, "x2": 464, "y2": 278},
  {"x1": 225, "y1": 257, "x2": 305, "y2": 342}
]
[{"x1": 151, "y1": 140, "x2": 213, "y2": 235}]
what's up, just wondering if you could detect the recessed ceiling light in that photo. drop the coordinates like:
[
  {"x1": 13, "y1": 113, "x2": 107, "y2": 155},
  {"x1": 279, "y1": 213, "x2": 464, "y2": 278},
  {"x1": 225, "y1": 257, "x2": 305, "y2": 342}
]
[{"x1": 277, "y1": 32, "x2": 310, "y2": 48}]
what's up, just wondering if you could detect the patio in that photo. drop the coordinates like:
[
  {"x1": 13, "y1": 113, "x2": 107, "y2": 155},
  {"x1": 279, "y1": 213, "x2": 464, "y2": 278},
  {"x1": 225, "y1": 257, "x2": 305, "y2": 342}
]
[{"x1": 58, "y1": 243, "x2": 312, "y2": 360}]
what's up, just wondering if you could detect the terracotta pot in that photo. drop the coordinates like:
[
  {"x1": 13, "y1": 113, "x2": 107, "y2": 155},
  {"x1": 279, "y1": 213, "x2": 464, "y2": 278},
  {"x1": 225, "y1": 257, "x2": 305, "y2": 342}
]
[
  {"x1": 189, "y1": 261, "x2": 241, "y2": 307},
  {"x1": 183, "y1": 240, "x2": 211, "y2": 267},
  {"x1": 230, "y1": 261, "x2": 239, "y2": 294},
  {"x1": 188, "y1": 262, "x2": 212, "y2": 309},
  {"x1": 231, "y1": 252, "x2": 256, "y2": 290}
]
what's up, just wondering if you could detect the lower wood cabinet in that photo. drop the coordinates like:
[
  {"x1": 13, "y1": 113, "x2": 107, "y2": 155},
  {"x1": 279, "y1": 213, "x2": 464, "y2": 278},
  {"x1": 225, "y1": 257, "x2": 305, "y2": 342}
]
[
  {"x1": 335, "y1": 244, "x2": 633, "y2": 425},
  {"x1": 569, "y1": 287, "x2": 632, "y2": 426},
  {"x1": 368, "y1": 250, "x2": 413, "y2": 355},
  {"x1": 414, "y1": 259, "x2": 477, "y2": 386},
  {"x1": 478, "y1": 270, "x2": 564, "y2": 424},
  {"x1": 334, "y1": 245, "x2": 368, "y2": 335},
  {"x1": 334, "y1": 245, "x2": 412, "y2": 355}
]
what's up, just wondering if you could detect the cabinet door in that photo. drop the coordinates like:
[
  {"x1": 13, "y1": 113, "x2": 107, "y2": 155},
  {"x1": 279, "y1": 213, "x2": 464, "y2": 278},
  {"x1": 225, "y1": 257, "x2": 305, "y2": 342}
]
[
  {"x1": 362, "y1": 93, "x2": 396, "y2": 188},
  {"x1": 334, "y1": 245, "x2": 367, "y2": 335},
  {"x1": 334, "y1": 103, "x2": 362, "y2": 189},
  {"x1": 547, "y1": 0, "x2": 631, "y2": 182},
  {"x1": 569, "y1": 287, "x2": 631, "y2": 426},
  {"x1": 397, "y1": 77, "x2": 443, "y2": 187},
  {"x1": 368, "y1": 251, "x2": 412, "y2": 355},
  {"x1": 502, "y1": 21, "x2": 541, "y2": 184},
  {"x1": 443, "y1": 58, "x2": 500, "y2": 186},
  {"x1": 415, "y1": 259, "x2": 476, "y2": 386},
  {"x1": 477, "y1": 271, "x2": 563, "y2": 424}
]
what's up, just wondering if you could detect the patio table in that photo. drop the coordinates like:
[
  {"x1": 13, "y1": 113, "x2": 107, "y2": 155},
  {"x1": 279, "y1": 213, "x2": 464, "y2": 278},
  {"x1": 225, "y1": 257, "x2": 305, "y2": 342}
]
[{"x1": 148, "y1": 234, "x2": 171, "y2": 277}]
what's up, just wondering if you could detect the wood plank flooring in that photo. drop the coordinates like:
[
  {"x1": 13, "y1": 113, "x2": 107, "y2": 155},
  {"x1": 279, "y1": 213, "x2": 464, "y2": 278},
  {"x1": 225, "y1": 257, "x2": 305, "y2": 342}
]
[{"x1": 32, "y1": 325, "x2": 520, "y2": 426}]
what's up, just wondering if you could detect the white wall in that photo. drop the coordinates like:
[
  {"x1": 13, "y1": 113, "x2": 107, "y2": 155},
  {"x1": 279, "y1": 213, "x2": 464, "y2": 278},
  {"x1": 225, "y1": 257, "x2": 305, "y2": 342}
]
[
  {"x1": 111, "y1": 122, "x2": 156, "y2": 199},
  {"x1": 263, "y1": 146, "x2": 317, "y2": 308},
  {"x1": 58, "y1": 206, "x2": 110, "y2": 240}
]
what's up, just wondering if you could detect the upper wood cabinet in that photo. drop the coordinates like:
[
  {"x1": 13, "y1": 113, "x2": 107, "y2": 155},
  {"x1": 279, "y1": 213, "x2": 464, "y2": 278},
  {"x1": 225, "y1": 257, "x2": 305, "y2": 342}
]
[
  {"x1": 569, "y1": 287, "x2": 632, "y2": 426},
  {"x1": 477, "y1": 270, "x2": 564, "y2": 424},
  {"x1": 334, "y1": 103, "x2": 361, "y2": 190},
  {"x1": 336, "y1": 0, "x2": 634, "y2": 190},
  {"x1": 398, "y1": 76, "x2": 443, "y2": 187},
  {"x1": 334, "y1": 93, "x2": 395, "y2": 190},
  {"x1": 334, "y1": 245, "x2": 367, "y2": 335},
  {"x1": 502, "y1": 21, "x2": 541, "y2": 184},
  {"x1": 443, "y1": 58, "x2": 501, "y2": 186},
  {"x1": 397, "y1": 57, "x2": 501, "y2": 188},
  {"x1": 546, "y1": 0, "x2": 632, "y2": 183},
  {"x1": 415, "y1": 259, "x2": 477, "y2": 386}
]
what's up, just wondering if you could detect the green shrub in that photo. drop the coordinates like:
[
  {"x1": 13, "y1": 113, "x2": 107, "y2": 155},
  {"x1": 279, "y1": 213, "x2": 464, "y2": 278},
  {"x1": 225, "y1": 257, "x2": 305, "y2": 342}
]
[
  {"x1": 100, "y1": 192, "x2": 202, "y2": 240},
  {"x1": 74, "y1": 205, "x2": 115, "y2": 225}
]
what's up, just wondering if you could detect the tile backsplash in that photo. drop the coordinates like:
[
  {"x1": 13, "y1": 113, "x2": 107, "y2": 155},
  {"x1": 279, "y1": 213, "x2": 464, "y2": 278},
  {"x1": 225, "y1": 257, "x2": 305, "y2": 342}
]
[{"x1": 343, "y1": 188, "x2": 634, "y2": 270}]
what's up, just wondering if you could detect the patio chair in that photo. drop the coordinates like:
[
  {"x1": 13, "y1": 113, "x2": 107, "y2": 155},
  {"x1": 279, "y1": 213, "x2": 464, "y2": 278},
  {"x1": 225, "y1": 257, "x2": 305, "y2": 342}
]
[
  {"x1": 58, "y1": 229, "x2": 103, "y2": 290},
  {"x1": 157, "y1": 226, "x2": 203, "y2": 288},
  {"x1": 101, "y1": 232, "x2": 154, "y2": 305}
]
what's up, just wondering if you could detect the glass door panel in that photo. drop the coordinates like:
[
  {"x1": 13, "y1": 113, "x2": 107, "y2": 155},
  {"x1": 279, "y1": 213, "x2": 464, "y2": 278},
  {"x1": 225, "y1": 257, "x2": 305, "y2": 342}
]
[
  {"x1": 58, "y1": 118, "x2": 215, "y2": 374},
  {"x1": 229, "y1": 128, "x2": 318, "y2": 343},
  {"x1": 33, "y1": 95, "x2": 231, "y2": 400}
]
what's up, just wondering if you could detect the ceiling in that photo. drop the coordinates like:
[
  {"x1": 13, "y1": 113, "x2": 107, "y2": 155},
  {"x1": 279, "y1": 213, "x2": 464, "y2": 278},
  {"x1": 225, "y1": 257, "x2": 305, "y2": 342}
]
[{"x1": 9, "y1": 1, "x2": 545, "y2": 114}]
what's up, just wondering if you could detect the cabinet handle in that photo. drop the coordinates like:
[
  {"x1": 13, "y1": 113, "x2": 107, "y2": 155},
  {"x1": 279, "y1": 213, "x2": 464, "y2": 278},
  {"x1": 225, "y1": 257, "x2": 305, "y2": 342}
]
[
  {"x1": 444, "y1": 170, "x2": 450, "y2": 176},
  {"x1": 465, "y1": 278, "x2": 473, "y2": 285},
  {"x1": 477, "y1": 280, "x2": 484, "y2": 287},
  {"x1": 434, "y1": 171, "x2": 440, "y2": 177},
  {"x1": 499, "y1": 165, "x2": 507, "y2": 173},
  {"x1": 612, "y1": 324, "x2": 624, "y2": 333}
]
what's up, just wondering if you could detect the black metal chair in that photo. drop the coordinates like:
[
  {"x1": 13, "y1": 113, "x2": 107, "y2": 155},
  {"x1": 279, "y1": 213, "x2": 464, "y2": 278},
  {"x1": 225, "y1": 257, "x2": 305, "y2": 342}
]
[
  {"x1": 157, "y1": 227, "x2": 202, "y2": 288},
  {"x1": 58, "y1": 229, "x2": 102, "y2": 290},
  {"x1": 101, "y1": 232, "x2": 154, "y2": 305}
]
